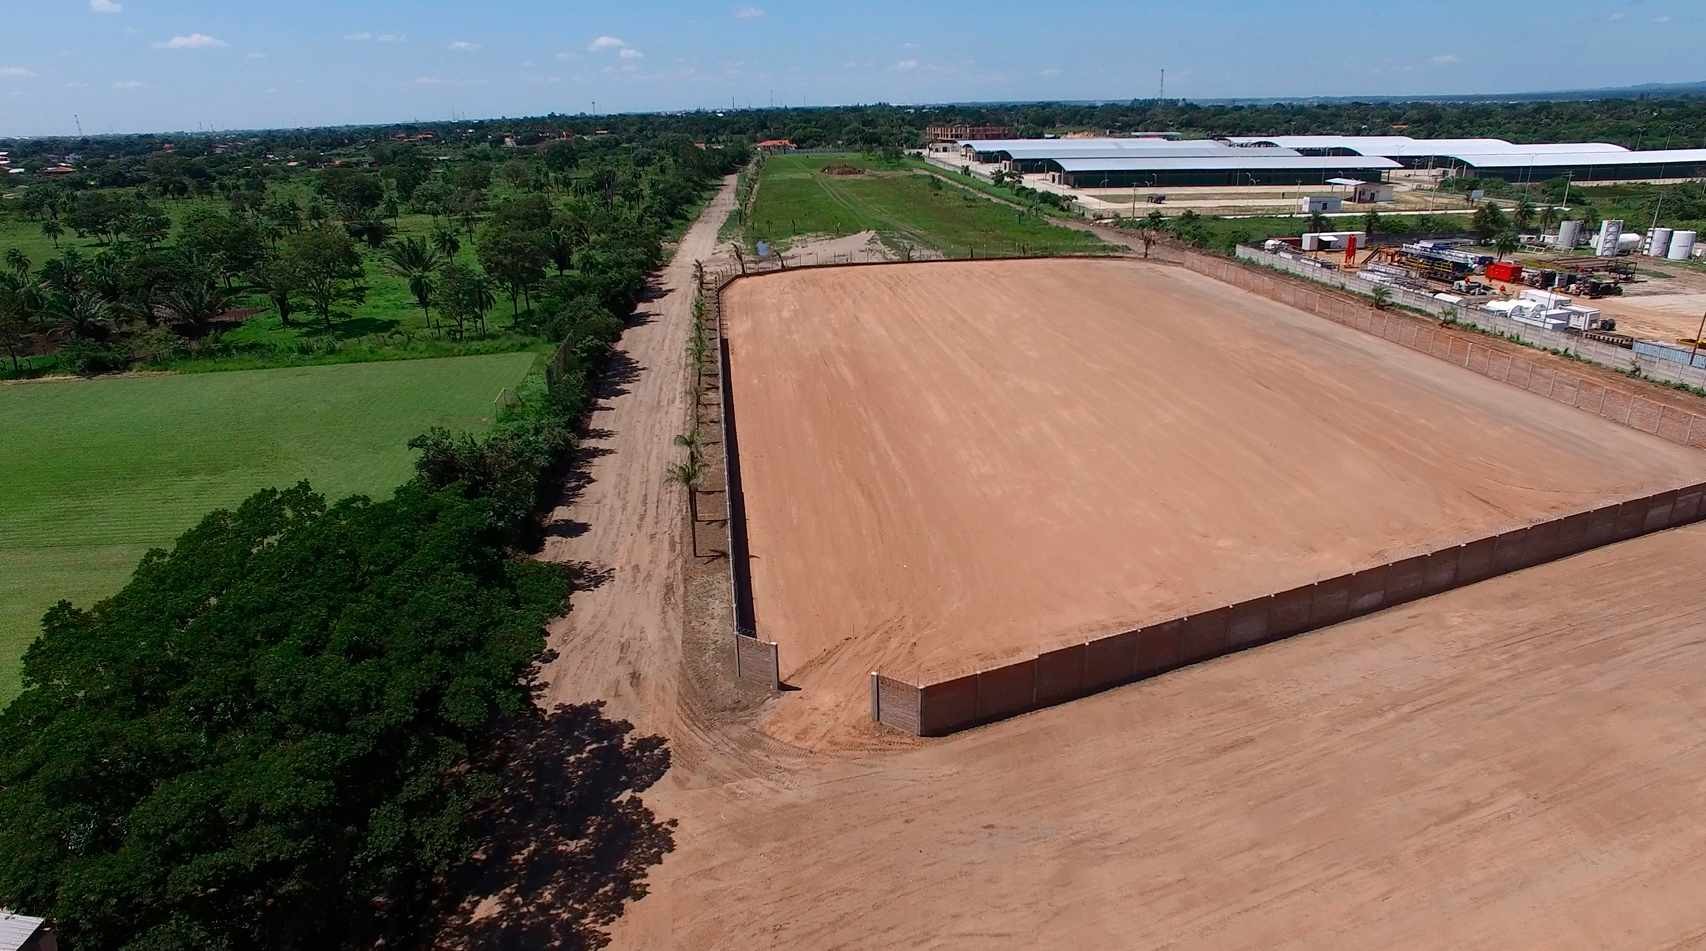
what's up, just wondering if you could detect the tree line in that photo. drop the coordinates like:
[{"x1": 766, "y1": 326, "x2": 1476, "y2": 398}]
[
  {"x1": 1, "y1": 133, "x2": 743, "y2": 376},
  {"x1": 0, "y1": 133, "x2": 743, "y2": 949}
]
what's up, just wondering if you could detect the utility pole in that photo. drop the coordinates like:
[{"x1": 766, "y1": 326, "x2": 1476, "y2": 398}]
[{"x1": 1158, "y1": 67, "x2": 1165, "y2": 100}]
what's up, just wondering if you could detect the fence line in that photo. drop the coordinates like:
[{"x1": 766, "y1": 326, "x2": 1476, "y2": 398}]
[
  {"x1": 873, "y1": 482, "x2": 1706, "y2": 735},
  {"x1": 1156, "y1": 245, "x2": 1706, "y2": 451},
  {"x1": 1231, "y1": 244, "x2": 1706, "y2": 392}
]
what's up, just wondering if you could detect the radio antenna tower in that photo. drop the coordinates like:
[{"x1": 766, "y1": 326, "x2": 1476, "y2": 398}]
[
  {"x1": 1158, "y1": 68, "x2": 1165, "y2": 100},
  {"x1": 74, "y1": 113, "x2": 83, "y2": 136}
]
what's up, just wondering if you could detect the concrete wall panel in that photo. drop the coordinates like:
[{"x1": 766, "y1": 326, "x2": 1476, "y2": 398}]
[
  {"x1": 1308, "y1": 576, "x2": 1353, "y2": 628},
  {"x1": 1178, "y1": 607, "x2": 1231, "y2": 664},
  {"x1": 1672, "y1": 483, "x2": 1706, "y2": 526},
  {"x1": 1492, "y1": 527, "x2": 1535, "y2": 576},
  {"x1": 977, "y1": 661, "x2": 1038, "y2": 721},
  {"x1": 1422, "y1": 548, "x2": 1461, "y2": 597},
  {"x1": 1554, "y1": 511, "x2": 1593, "y2": 557},
  {"x1": 733, "y1": 635, "x2": 779, "y2": 689},
  {"x1": 1386, "y1": 555, "x2": 1430, "y2": 605},
  {"x1": 1613, "y1": 499, "x2": 1648, "y2": 541},
  {"x1": 1584, "y1": 504, "x2": 1620, "y2": 548},
  {"x1": 1134, "y1": 618, "x2": 1186, "y2": 677},
  {"x1": 1269, "y1": 584, "x2": 1315, "y2": 638},
  {"x1": 1348, "y1": 565, "x2": 1388, "y2": 615},
  {"x1": 920, "y1": 674, "x2": 979, "y2": 736},
  {"x1": 874, "y1": 674, "x2": 922, "y2": 735},
  {"x1": 1227, "y1": 597, "x2": 1272, "y2": 649},
  {"x1": 1084, "y1": 629, "x2": 1138, "y2": 691},
  {"x1": 1644, "y1": 490, "x2": 1678, "y2": 533},
  {"x1": 1035, "y1": 644, "x2": 1088, "y2": 706},
  {"x1": 1456, "y1": 536, "x2": 1496, "y2": 585},
  {"x1": 1526, "y1": 520, "x2": 1563, "y2": 564}
]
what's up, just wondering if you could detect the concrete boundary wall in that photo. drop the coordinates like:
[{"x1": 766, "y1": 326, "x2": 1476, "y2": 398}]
[
  {"x1": 1233, "y1": 244, "x2": 1706, "y2": 391},
  {"x1": 1195, "y1": 249, "x2": 1706, "y2": 449},
  {"x1": 873, "y1": 482, "x2": 1706, "y2": 735}
]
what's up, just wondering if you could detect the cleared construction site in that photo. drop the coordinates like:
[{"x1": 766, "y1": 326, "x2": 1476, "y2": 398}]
[{"x1": 717, "y1": 257, "x2": 1706, "y2": 741}]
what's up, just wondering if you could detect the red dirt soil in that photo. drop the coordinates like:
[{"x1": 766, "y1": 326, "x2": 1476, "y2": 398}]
[
  {"x1": 612, "y1": 523, "x2": 1706, "y2": 950},
  {"x1": 722, "y1": 259, "x2": 1705, "y2": 745}
]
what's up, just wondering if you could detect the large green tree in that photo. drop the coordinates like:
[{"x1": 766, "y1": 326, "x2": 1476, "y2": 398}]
[
  {"x1": 0, "y1": 481, "x2": 569, "y2": 950},
  {"x1": 280, "y1": 226, "x2": 367, "y2": 331}
]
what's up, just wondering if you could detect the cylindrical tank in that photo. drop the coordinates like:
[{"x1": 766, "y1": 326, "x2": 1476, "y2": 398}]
[
  {"x1": 1557, "y1": 220, "x2": 1583, "y2": 249},
  {"x1": 1649, "y1": 227, "x2": 1673, "y2": 257},
  {"x1": 1669, "y1": 231, "x2": 1698, "y2": 261}
]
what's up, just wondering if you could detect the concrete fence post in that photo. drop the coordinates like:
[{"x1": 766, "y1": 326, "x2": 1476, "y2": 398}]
[
  {"x1": 1547, "y1": 374, "x2": 1557, "y2": 399},
  {"x1": 1626, "y1": 398, "x2": 1638, "y2": 425},
  {"x1": 870, "y1": 671, "x2": 879, "y2": 722},
  {"x1": 1688, "y1": 413, "x2": 1697, "y2": 447},
  {"x1": 1464, "y1": 342, "x2": 1473, "y2": 368}
]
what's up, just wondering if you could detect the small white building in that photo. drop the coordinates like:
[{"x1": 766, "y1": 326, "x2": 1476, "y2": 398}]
[
  {"x1": 1298, "y1": 195, "x2": 1342, "y2": 214},
  {"x1": 0, "y1": 914, "x2": 54, "y2": 951}
]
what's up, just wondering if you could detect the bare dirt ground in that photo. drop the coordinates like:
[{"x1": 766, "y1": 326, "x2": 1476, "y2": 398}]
[
  {"x1": 772, "y1": 228, "x2": 940, "y2": 266},
  {"x1": 612, "y1": 523, "x2": 1706, "y2": 950},
  {"x1": 484, "y1": 180, "x2": 1706, "y2": 949},
  {"x1": 722, "y1": 259, "x2": 1703, "y2": 744}
]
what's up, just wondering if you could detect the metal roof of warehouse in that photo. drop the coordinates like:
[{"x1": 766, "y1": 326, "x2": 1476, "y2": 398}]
[
  {"x1": 961, "y1": 137, "x2": 1218, "y2": 152},
  {"x1": 1050, "y1": 155, "x2": 1401, "y2": 172},
  {"x1": 1454, "y1": 148, "x2": 1706, "y2": 168},
  {"x1": 1223, "y1": 135, "x2": 1633, "y2": 157},
  {"x1": 996, "y1": 144, "x2": 1300, "y2": 161}
]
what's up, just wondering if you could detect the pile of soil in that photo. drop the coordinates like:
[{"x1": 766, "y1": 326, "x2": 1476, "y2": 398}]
[{"x1": 820, "y1": 164, "x2": 865, "y2": 177}]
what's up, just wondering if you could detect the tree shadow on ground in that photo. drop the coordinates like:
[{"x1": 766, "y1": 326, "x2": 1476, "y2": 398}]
[{"x1": 438, "y1": 702, "x2": 675, "y2": 951}]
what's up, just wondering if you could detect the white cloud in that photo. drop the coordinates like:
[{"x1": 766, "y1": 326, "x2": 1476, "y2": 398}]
[
  {"x1": 90, "y1": 0, "x2": 122, "y2": 13},
  {"x1": 1039, "y1": 66, "x2": 1062, "y2": 78},
  {"x1": 520, "y1": 59, "x2": 536, "y2": 67},
  {"x1": 247, "y1": 51, "x2": 268, "y2": 60},
  {"x1": 588, "y1": 35, "x2": 627, "y2": 51},
  {"x1": 555, "y1": 51, "x2": 580, "y2": 61},
  {"x1": 413, "y1": 76, "x2": 486, "y2": 87},
  {"x1": 734, "y1": 5, "x2": 766, "y2": 17},
  {"x1": 1653, "y1": 14, "x2": 1672, "y2": 22},
  {"x1": 448, "y1": 40, "x2": 481, "y2": 51},
  {"x1": 343, "y1": 32, "x2": 373, "y2": 41},
  {"x1": 66, "y1": 81, "x2": 90, "y2": 89},
  {"x1": 265, "y1": 87, "x2": 279, "y2": 94},
  {"x1": 112, "y1": 79, "x2": 144, "y2": 89},
  {"x1": 0, "y1": 66, "x2": 36, "y2": 79},
  {"x1": 1608, "y1": 11, "x2": 1626, "y2": 20},
  {"x1": 618, "y1": 47, "x2": 643, "y2": 60},
  {"x1": 893, "y1": 58, "x2": 919, "y2": 72},
  {"x1": 377, "y1": 33, "x2": 406, "y2": 43},
  {"x1": 155, "y1": 33, "x2": 228, "y2": 49},
  {"x1": 1427, "y1": 53, "x2": 1460, "y2": 65}
]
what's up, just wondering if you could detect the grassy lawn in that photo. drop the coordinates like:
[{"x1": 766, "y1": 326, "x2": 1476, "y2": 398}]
[
  {"x1": 0, "y1": 351, "x2": 536, "y2": 703},
  {"x1": 748, "y1": 153, "x2": 1105, "y2": 258}
]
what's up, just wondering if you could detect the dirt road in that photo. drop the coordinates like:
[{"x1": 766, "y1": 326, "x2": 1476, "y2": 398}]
[{"x1": 533, "y1": 175, "x2": 784, "y2": 782}]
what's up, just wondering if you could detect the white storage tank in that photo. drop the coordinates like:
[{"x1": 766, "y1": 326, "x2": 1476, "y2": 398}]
[
  {"x1": 1557, "y1": 220, "x2": 1584, "y2": 249},
  {"x1": 1649, "y1": 227, "x2": 1673, "y2": 257},
  {"x1": 1669, "y1": 230, "x2": 1698, "y2": 261}
]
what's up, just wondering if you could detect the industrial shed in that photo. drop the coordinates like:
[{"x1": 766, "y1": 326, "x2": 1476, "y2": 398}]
[
  {"x1": 1223, "y1": 135, "x2": 1706, "y2": 181},
  {"x1": 1048, "y1": 154, "x2": 1400, "y2": 188}
]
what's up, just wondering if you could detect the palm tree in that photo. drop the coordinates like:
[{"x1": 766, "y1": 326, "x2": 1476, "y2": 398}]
[
  {"x1": 1306, "y1": 211, "x2": 1330, "y2": 235},
  {"x1": 431, "y1": 227, "x2": 461, "y2": 260},
  {"x1": 686, "y1": 328, "x2": 711, "y2": 402},
  {"x1": 47, "y1": 288, "x2": 113, "y2": 339},
  {"x1": 41, "y1": 219, "x2": 63, "y2": 249},
  {"x1": 1494, "y1": 231, "x2": 1520, "y2": 261},
  {"x1": 1514, "y1": 197, "x2": 1535, "y2": 232},
  {"x1": 544, "y1": 225, "x2": 578, "y2": 276},
  {"x1": 385, "y1": 236, "x2": 441, "y2": 329},
  {"x1": 4, "y1": 249, "x2": 28, "y2": 278},
  {"x1": 672, "y1": 431, "x2": 703, "y2": 463},
  {"x1": 665, "y1": 456, "x2": 707, "y2": 556},
  {"x1": 159, "y1": 273, "x2": 230, "y2": 336},
  {"x1": 1371, "y1": 286, "x2": 1392, "y2": 311}
]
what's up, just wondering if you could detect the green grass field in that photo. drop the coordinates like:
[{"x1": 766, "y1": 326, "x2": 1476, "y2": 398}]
[
  {"x1": 0, "y1": 351, "x2": 536, "y2": 703},
  {"x1": 748, "y1": 153, "x2": 1105, "y2": 258}
]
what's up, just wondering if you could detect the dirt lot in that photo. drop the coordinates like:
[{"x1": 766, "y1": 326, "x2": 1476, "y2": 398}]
[
  {"x1": 612, "y1": 523, "x2": 1706, "y2": 950},
  {"x1": 722, "y1": 259, "x2": 1704, "y2": 745}
]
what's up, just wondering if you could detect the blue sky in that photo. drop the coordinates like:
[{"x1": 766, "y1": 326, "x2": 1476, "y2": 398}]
[{"x1": 0, "y1": 0, "x2": 1700, "y2": 136}]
